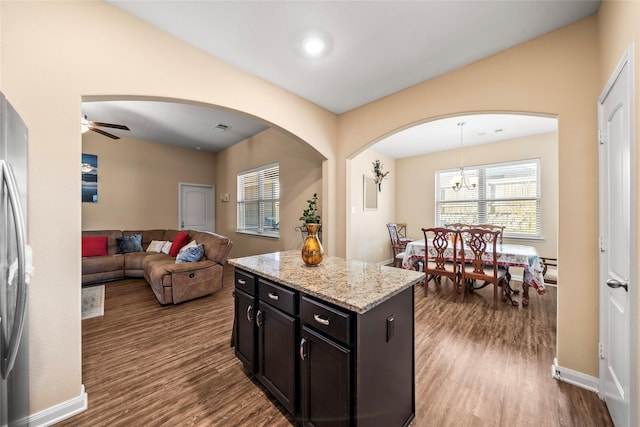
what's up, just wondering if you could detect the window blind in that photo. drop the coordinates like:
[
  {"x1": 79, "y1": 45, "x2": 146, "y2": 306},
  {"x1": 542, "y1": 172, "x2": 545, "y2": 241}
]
[
  {"x1": 435, "y1": 159, "x2": 541, "y2": 238},
  {"x1": 237, "y1": 163, "x2": 280, "y2": 237}
]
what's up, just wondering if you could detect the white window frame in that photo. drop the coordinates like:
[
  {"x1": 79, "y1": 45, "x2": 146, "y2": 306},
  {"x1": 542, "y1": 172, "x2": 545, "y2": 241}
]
[
  {"x1": 237, "y1": 162, "x2": 280, "y2": 238},
  {"x1": 435, "y1": 158, "x2": 541, "y2": 239}
]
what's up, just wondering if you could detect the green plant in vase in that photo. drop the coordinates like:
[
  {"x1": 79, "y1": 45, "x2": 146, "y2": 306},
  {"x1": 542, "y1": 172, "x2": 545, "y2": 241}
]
[
  {"x1": 299, "y1": 192, "x2": 321, "y2": 224},
  {"x1": 299, "y1": 193, "x2": 323, "y2": 266}
]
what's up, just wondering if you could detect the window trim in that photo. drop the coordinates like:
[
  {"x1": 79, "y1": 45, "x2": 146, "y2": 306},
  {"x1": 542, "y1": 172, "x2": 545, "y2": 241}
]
[
  {"x1": 435, "y1": 158, "x2": 542, "y2": 239},
  {"x1": 237, "y1": 162, "x2": 280, "y2": 238}
]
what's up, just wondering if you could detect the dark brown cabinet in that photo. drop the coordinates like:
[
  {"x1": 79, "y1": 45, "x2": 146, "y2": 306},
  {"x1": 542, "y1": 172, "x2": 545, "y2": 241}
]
[
  {"x1": 234, "y1": 271, "x2": 256, "y2": 373},
  {"x1": 300, "y1": 326, "x2": 351, "y2": 427},
  {"x1": 233, "y1": 267, "x2": 415, "y2": 427},
  {"x1": 256, "y1": 280, "x2": 298, "y2": 415}
]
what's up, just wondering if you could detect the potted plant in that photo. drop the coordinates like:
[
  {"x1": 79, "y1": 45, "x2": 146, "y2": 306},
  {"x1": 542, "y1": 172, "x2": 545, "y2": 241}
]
[
  {"x1": 299, "y1": 193, "x2": 323, "y2": 266},
  {"x1": 299, "y1": 192, "x2": 321, "y2": 224}
]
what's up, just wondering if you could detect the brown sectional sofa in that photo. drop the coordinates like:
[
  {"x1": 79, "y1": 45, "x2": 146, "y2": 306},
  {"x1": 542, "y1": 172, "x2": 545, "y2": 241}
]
[{"x1": 82, "y1": 229, "x2": 233, "y2": 304}]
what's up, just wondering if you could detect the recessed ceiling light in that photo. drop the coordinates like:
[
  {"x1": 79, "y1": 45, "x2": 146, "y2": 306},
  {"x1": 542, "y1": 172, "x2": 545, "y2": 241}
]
[{"x1": 302, "y1": 34, "x2": 328, "y2": 58}]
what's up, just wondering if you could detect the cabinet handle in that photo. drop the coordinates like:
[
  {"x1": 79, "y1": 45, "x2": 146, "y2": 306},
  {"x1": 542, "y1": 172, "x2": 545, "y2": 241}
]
[
  {"x1": 313, "y1": 314, "x2": 330, "y2": 326},
  {"x1": 246, "y1": 305, "x2": 253, "y2": 322},
  {"x1": 238, "y1": 279, "x2": 246, "y2": 285},
  {"x1": 256, "y1": 310, "x2": 263, "y2": 327},
  {"x1": 268, "y1": 292, "x2": 279, "y2": 300},
  {"x1": 299, "y1": 338, "x2": 307, "y2": 360}
]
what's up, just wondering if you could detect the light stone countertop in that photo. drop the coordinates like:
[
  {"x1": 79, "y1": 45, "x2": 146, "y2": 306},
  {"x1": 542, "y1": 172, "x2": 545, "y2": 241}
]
[{"x1": 228, "y1": 250, "x2": 425, "y2": 314}]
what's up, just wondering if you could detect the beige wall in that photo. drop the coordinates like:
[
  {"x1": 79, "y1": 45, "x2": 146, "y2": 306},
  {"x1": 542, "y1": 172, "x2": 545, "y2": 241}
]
[
  {"x1": 82, "y1": 132, "x2": 217, "y2": 230},
  {"x1": 597, "y1": 0, "x2": 640, "y2": 415},
  {"x1": 396, "y1": 132, "x2": 558, "y2": 258},
  {"x1": 215, "y1": 128, "x2": 324, "y2": 258},
  {"x1": 348, "y1": 151, "x2": 396, "y2": 263},
  {"x1": 1, "y1": 0, "x2": 636, "y2": 420},
  {"x1": 1, "y1": 1, "x2": 337, "y2": 415},
  {"x1": 339, "y1": 17, "x2": 601, "y2": 378}
]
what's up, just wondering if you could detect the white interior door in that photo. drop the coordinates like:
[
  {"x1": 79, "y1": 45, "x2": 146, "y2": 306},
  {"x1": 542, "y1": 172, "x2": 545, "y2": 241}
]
[
  {"x1": 598, "y1": 46, "x2": 635, "y2": 427},
  {"x1": 179, "y1": 183, "x2": 215, "y2": 232}
]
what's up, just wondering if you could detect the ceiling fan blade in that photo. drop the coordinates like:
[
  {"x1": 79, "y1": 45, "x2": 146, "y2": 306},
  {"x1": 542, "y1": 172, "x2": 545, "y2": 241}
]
[
  {"x1": 90, "y1": 121, "x2": 130, "y2": 131},
  {"x1": 90, "y1": 127, "x2": 120, "y2": 140}
]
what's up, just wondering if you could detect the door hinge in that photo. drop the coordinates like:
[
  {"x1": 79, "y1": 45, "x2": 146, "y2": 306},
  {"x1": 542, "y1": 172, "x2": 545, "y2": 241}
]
[
  {"x1": 598, "y1": 129, "x2": 606, "y2": 145},
  {"x1": 599, "y1": 236, "x2": 606, "y2": 252},
  {"x1": 599, "y1": 342, "x2": 606, "y2": 359}
]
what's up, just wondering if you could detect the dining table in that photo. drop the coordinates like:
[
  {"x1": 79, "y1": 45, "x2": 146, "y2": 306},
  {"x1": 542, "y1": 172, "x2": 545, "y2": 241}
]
[{"x1": 401, "y1": 239, "x2": 546, "y2": 306}]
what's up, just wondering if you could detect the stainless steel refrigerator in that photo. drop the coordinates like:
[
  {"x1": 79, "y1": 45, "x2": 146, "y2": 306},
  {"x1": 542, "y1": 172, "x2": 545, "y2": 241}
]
[{"x1": 0, "y1": 92, "x2": 31, "y2": 427}]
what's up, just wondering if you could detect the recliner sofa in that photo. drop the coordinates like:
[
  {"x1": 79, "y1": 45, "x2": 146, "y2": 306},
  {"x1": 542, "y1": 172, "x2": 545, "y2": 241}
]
[{"x1": 82, "y1": 229, "x2": 233, "y2": 304}]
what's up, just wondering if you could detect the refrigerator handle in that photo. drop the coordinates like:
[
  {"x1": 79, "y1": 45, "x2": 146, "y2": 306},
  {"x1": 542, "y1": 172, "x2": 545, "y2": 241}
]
[{"x1": 1, "y1": 160, "x2": 28, "y2": 380}]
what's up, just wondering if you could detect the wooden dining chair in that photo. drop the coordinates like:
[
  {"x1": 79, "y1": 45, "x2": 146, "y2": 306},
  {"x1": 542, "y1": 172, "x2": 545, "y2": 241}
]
[
  {"x1": 421, "y1": 227, "x2": 461, "y2": 299},
  {"x1": 540, "y1": 257, "x2": 558, "y2": 285},
  {"x1": 445, "y1": 222, "x2": 505, "y2": 244},
  {"x1": 386, "y1": 223, "x2": 412, "y2": 268},
  {"x1": 460, "y1": 228, "x2": 508, "y2": 308}
]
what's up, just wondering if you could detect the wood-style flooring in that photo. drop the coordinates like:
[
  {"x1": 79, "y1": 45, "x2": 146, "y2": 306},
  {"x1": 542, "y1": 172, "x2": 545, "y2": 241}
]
[{"x1": 59, "y1": 264, "x2": 612, "y2": 426}]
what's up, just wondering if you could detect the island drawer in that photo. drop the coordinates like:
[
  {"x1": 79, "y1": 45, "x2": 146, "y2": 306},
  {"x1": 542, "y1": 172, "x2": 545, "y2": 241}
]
[
  {"x1": 235, "y1": 270, "x2": 256, "y2": 295},
  {"x1": 300, "y1": 296, "x2": 350, "y2": 345},
  {"x1": 259, "y1": 279, "x2": 296, "y2": 315}
]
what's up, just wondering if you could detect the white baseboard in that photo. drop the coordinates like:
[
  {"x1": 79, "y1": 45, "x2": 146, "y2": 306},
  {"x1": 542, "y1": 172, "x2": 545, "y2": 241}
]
[
  {"x1": 27, "y1": 384, "x2": 88, "y2": 427},
  {"x1": 552, "y1": 358, "x2": 600, "y2": 394}
]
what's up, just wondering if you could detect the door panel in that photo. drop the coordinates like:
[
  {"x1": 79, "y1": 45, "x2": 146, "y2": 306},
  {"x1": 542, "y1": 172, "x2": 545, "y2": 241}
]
[
  {"x1": 598, "y1": 47, "x2": 633, "y2": 427},
  {"x1": 258, "y1": 301, "x2": 297, "y2": 414},
  {"x1": 179, "y1": 183, "x2": 214, "y2": 232}
]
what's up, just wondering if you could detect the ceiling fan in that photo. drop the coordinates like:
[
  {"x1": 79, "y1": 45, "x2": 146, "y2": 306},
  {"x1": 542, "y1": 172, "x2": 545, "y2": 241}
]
[{"x1": 81, "y1": 115, "x2": 130, "y2": 139}]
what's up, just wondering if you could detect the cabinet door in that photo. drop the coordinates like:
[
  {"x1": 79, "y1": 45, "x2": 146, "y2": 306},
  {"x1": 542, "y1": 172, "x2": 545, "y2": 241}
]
[
  {"x1": 257, "y1": 301, "x2": 297, "y2": 415},
  {"x1": 300, "y1": 326, "x2": 351, "y2": 427},
  {"x1": 234, "y1": 289, "x2": 256, "y2": 372}
]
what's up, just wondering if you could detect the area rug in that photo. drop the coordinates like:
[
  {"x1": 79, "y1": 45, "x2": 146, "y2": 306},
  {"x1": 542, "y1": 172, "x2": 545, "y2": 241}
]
[{"x1": 82, "y1": 285, "x2": 105, "y2": 320}]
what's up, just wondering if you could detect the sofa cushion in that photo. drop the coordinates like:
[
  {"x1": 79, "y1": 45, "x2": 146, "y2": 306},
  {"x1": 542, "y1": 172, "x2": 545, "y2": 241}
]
[
  {"x1": 176, "y1": 244, "x2": 204, "y2": 263},
  {"x1": 169, "y1": 232, "x2": 191, "y2": 256},
  {"x1": 117, "y1": 234, "x2": 143, "y2": 254},
  {"x1": 190, "y1": 231, "x2": 233, "y2": 264},
  {"x1": 82, "y1": 254, "x2": 124, "y2": 275},
  {"x1": 82, "y1": 236, "x2": 108, "y2": 257},
  {"x1": 82, "y1": 230, "x2": 123, "y2": 255},
  {"x1": 161, "y1": 241, "x2": 172, "y2": 254},
  {"x1": 125, "y1": 229, "x2": 166, "y2": 251},
  {"x1": 146, "y1": 240, "x2": 167, "y2": 253},
  {"x1": 124, "y1": 252, "x2": 170, "y2": 273}
]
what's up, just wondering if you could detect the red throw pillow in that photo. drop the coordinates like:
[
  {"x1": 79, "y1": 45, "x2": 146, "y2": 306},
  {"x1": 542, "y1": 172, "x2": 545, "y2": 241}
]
[
  {"x1": 82, "y1": 236, "x2": 108, "y2": 257},
  {"x1": 169, "y1": 232, "x2": 191, "y2": 257}
]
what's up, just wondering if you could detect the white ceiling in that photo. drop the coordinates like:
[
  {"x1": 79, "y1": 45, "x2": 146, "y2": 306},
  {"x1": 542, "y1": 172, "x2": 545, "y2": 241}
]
[
  {"x1": 87, "y1": 0, "x2": 598, "y2": 156},
  {"x1": 372, "y1": 114, "x2": 558, "y2": 159}
]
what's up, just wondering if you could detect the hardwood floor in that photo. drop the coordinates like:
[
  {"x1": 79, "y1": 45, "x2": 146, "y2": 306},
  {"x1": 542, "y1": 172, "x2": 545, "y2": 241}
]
[{"x1": 59, "y1": 265, "x2": 612, "y2": 426}]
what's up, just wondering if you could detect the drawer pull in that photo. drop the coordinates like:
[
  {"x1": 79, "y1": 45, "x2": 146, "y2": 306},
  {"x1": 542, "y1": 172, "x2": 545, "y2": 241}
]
[
  {"x1": 268, "y1": 292, "x2": 279, "y2": 300},
  {"x1": 256, "y1": 310, "x2": 263, "y2": 327},
  {"x1": 246, "y1": 305, "x2": 253, "y2": 322},
  {"x1": 313, "y1": 314, "x2": 330, "y2": 326},
  {"x1": 238, "y1": 279, "x2": 246, "y2": 285},
  {"x1": 299, "y1": 338, "x2": 307, "y2": 360},
  {"x1": 189, "y1": 273, "x2": 195, "y2": 279}
]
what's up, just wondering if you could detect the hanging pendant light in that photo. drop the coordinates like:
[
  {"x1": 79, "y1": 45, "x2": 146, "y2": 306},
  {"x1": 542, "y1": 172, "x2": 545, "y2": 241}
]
[{"x1": 450, "y1": 121, "x2": 478, "y2": 191}]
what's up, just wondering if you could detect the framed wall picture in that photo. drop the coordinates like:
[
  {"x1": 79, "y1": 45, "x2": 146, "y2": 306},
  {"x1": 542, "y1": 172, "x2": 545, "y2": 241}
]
[
  {"x1": 363, "y1": 175, "x2": 378, "y2": 210},
  {"x1": 82, "y1": 153, "x2": 98, "y2": 203}
]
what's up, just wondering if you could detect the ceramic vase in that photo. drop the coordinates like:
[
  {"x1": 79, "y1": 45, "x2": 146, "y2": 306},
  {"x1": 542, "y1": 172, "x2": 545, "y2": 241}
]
[{"x1": 301, "y1": 223, "x2": 324, "y2": 266}]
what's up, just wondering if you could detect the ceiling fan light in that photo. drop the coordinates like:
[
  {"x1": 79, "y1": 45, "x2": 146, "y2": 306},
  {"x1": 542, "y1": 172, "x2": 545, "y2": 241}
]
[{"x1": 81, "y1": 115, "x2": 90, "y2": 133}]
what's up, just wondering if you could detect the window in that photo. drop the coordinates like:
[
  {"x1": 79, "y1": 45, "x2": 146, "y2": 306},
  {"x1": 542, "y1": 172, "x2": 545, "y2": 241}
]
[
  {"x1": 237, "y1": 163, "x2": 280, "y2": 237},
  {"x1": 435, "y1": 159, "x2": 541, "y2": 238}
]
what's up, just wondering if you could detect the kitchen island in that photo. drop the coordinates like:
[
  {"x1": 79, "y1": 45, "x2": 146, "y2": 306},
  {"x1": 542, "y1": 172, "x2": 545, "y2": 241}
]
[{"x1": 229, "y1": 250, "x2": 424, "y2": 427}]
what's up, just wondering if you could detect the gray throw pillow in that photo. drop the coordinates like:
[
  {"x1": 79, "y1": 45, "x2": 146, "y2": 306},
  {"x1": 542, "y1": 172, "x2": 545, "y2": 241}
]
[
  {"x1": 116, "y1": 234, "x2": 143, "y2": 254},
  {"x1": 176, "y1": 244, "x2": 204, "y2": 263}
]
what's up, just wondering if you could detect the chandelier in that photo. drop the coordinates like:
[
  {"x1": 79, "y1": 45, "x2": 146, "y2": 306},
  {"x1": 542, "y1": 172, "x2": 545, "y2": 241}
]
[{"x1": 450, "y1": 121, "x2": 478, "y2": 191}]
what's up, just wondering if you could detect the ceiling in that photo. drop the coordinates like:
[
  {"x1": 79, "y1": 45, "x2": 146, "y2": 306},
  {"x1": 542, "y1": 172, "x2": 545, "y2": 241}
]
[{"x1": 86, "y1": 0, "x2": 599, "y2": 156}]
